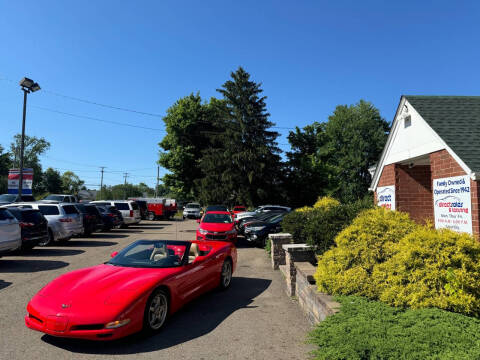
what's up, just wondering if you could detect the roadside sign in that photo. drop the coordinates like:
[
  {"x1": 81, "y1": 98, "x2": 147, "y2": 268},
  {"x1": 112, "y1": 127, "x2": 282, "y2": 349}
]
[{"x1": 8, "y1": 168, "x2": 34, "y2": 195}]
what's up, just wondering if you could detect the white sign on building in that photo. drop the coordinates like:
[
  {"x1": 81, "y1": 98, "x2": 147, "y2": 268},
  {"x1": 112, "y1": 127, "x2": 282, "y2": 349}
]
[
  {"x1": 433, "y1": 175, "x2": 472, "y2": 234},
  {"x1": 377, "y1": 185, "x2": 395, "y2": 210}
]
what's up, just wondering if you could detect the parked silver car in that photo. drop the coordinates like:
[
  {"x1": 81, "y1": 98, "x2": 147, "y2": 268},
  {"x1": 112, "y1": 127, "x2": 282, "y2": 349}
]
[
  {"x1": 183, "y1": 203, "x2": 201, "y2": 219},
  {"x1": 13, "y1": 203, "x2": 83, "y2": 245},
  {"x1": 0, "y1": 208, "x2": 21, "y2": 256},
  {"x1": 90, "y1": 200, "x2": 141, "y2": 226}
]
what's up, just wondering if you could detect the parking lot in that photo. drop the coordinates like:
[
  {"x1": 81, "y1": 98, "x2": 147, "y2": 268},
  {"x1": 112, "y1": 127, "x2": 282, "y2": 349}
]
[{"x1": 0, "y1": 219, "x2": 312, "y2": 360}]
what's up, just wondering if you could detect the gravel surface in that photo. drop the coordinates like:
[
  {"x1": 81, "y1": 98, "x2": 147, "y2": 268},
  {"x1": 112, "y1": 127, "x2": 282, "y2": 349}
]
[{"x1": 0, "y1": 220, "x2": 313, "y2": 359}]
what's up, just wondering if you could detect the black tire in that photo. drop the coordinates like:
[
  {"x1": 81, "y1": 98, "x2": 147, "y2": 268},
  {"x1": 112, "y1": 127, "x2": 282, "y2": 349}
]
[
  {"x1": 143, "y1": 288, "x2": 169, "y2": 333},
  {"x1": 219, "y1": 259, "x2": 233, "y2": 290},
  {"x1": 39, "y1": 230, "x2": 53, "y2": 247},
  {"x1": 121, "y1": 223, "x2": 128, "y2": 229},
  {"x1": 147, "y1": 212, "x2": 155, "y2": 221}
]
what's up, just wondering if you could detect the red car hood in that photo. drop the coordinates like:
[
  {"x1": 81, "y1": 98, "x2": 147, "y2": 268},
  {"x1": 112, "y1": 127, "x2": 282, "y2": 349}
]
[
  {"x1": 29, "y1": 264, "x2": 180, "y2": 322},
  {"x1": 200, "y1": 222, "x2": 234, "y2": 232}
]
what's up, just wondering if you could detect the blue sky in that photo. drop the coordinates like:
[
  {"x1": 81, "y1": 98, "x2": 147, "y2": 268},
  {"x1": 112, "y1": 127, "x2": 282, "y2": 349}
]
[{"x1": 1, "y1": 1, "x2": 479, "y2": 189}]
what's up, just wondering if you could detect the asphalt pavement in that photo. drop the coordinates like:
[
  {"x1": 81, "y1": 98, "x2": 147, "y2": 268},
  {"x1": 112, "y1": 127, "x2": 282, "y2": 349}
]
[{"x1": 0, "y1": 220, "x2": 313, "y2": 360}]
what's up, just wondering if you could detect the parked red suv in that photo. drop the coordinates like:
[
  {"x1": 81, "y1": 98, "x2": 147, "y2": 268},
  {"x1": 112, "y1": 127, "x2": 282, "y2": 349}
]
[{"x1": 196, "y1": 211, "x2": 237, "y2": 243}]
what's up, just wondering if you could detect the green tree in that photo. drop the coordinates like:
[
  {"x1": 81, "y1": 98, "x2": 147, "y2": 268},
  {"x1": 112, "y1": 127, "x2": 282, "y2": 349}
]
[
  {"x1": 324, "y1": 100, "x2": 389, "y2": 202},
  {"x1": 9, "y1": 134, "x2": 50, "y2": 195},
  {"x1": 158, "y1": 93, "x2": 215, "y2": 200},
  {"x1": 198, "y1": 67, "x2": 281, "y2": 206},
  {"x1": 285, "y1": 122, "x2": 334, "y2": 207},
  {"x1": 43, "y1": 167, "x2": 63, "y2": 194},
  {"x1": 0, "y1": 144, "x2": 12, "y2": 194},
  {"x1": 61, "y1": 171, "x2": 85, "y2": 195}
]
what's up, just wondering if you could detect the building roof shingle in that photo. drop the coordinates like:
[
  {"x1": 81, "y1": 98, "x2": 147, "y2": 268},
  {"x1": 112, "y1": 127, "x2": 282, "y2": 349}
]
[{"x1": 405, "y1": 95, "x2": 480, "y2": 173}]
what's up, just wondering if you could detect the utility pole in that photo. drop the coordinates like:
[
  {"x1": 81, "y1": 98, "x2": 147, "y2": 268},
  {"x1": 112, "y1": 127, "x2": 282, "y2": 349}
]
[
  {"x1": 123, "y1": 172, "x2": 129, "y2": 200},
  {"x1": 99, "y1": 167, "x2": 106, "y2": 199},
  {"x1": 155, "y1": 166, "x2": 160, "y2": 198}
]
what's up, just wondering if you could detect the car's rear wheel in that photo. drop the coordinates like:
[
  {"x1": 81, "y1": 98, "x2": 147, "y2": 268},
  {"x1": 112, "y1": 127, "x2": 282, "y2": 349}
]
[
  {"x1": 220, "y1": 259, "x2": 232, "y2": 290},
  {"x1": 144, "y1": 288, "x2": 169, "y2": 332},
  {"x1": 147, "y1": 212, "x2": 155, "y2": 221},
  {"x1": 39, "y1": 230, "x2": 53, "y2": 246}
]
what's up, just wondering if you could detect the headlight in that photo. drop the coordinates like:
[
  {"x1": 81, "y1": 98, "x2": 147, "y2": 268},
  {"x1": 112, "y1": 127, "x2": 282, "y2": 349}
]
[
  {"x1": 251, "y1": 226, "x2": 266, "y2": 231},
  {"x1": 105, "y1": 318, "x2": 130, "y2": 329},
  {"x1": 199, "y1": 228, "x2": 208, "y2": 235}
]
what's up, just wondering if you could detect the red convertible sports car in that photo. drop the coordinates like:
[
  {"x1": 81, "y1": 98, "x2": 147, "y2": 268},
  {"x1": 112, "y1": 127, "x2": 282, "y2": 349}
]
[
  {"x1": 196, "y1": 211, "x2": 237, "y2": 243},
  {"x1": 25, "y1": 239, "x2": 237, "y2": 340}
]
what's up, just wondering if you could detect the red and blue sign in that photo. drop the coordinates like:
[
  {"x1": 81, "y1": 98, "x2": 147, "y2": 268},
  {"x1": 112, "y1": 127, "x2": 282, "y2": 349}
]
[{"x1": 8, "y1": 168, "x2": 33, "y2": 195}]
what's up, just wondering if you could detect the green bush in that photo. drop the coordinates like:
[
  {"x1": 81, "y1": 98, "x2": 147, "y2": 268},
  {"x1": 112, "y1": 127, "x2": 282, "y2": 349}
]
[
  {"x1": 264, "y1": 237, "x2": 271, "y2": 254},
  {"x1": 282, "y1": 197, "x2": 373, "y2": 254},
  {"x1": 314, "y1": 207, "x2": 417, "y2": 297},
  {"x1": 315, "y1": 207, "x2": 480, "y2": 316},
  {"x1": 373, "y1": 226, "x2": 480, "y2": 316},
  {"x1": 308, "y1": 296, "x2": 480, "y2": 360}
]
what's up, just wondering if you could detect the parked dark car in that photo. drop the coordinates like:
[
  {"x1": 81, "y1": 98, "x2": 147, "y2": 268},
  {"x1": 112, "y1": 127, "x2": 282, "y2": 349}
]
[
  {"x1": 243, "y1": 213, "x2": 286, "y2": 246},
  {"x1": 237, "y1": 211, "x2": 285, "y2": 235},
  {"x1": 205, "y1": 205, "x2": 229, "y2": 213},
  {"x1": 74, "y1": 203, "x2": 103, "y2": 236},
  {"x1": 0, "y1": 194, "x2": 35, "y2": 205},
  {"x1": 7, "y1": 207, "x2": 48, "y2": 250},
  {"x1": 96, "y1": 205, "x2": 123, "y2": 231}
]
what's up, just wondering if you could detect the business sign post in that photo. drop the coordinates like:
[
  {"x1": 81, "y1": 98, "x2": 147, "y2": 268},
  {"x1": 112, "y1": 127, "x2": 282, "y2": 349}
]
[
  {"x1": 8, "y1": 168, "x2": 33, "y2": 195},
  {"x1": 377, "y1": 185, "x2": 395, "y2": 210},
  {"x1": 433, "y1": 175, "x2": 472, "y2": 234}
]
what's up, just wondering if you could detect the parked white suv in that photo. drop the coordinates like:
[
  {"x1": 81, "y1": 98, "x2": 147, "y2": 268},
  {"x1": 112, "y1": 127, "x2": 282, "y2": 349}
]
[
  {"x1": 91, "y1": 200, "x2": 141, "y2": 226},
  {"x1": 0, "y1": 208, "x2": 21, "y2": 256},
  {"x1": 12, "y1": 203, "x2": 83, "y2": 245},
  {"x1": 183, "y1": 203, "x2": 201, "y2": 219},
  {"x1": 41, "y1": 194, "x2": 78, "y2": 203}
]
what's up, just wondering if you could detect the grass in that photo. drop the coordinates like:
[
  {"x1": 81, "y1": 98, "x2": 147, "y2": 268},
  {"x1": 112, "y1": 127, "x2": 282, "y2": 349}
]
[
  {"x1": 308, "y1": 296, "x2": 480, "y2": 360},
  {"x1": 264, "y1": 237, "x2": 271, "y2": 254}
]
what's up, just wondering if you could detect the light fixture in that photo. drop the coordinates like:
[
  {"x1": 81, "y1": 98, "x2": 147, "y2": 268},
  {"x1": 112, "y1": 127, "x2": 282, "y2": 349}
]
[{"x1": 19, "y1": 77, "x2": 41, "y2": 92}]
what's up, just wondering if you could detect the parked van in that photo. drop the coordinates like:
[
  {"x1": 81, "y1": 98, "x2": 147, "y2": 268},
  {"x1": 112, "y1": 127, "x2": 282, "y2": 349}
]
[
  {"x1": 91, "y1": 200, "x2": 141, "y2": 226},
  {"x1": 12, "y1": 203, "x2": 83, "y2": 245}
]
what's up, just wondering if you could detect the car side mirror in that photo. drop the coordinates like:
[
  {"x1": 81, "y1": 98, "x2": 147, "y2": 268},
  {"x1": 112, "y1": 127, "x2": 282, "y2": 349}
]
[{"x1": 110, "y1": 251, "x2": 118, "y2": 258}]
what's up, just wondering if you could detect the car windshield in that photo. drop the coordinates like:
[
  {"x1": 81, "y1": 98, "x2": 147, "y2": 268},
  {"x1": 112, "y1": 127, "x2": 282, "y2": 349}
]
[
  {"x1": 202, "y1": 213, "x2": 232, "y2": 223},
  {"x1": 186, "y1": 204, "x2": 200, "y2": 209},
  {"x1": 107, "y1": 240, "x2": 188, "y2": 268},
  {"x1": 74, "y1": 204, "x2": 86, "y2": 213},
  {"x1": 0, "y1": 194, "x2": 17, "y2": 202},
  {"x1": 267, "y1": 214, "x2": 284, "y2": 223},
  {"x1": 206, "y1": 205, "x2": 228, "y2": 212},
  {"x1": 44, "y1": 195, "x2": 64, "y2": 201}
]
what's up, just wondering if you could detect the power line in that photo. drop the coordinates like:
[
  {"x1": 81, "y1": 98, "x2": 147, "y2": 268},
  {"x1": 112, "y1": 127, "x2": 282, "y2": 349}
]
[{"x1": 31, "y1": 105, "x2": 166, "y2": 132}]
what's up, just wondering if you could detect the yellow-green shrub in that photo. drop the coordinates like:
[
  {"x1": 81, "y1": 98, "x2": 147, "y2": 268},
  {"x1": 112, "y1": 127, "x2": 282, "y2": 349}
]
[
  {"x1": 313, "y1": 196, "x2": 340, "y2": 210},
  {"x1": 373, "y1": 227, "x2": 480, "y2": 316},
  {"x1": 314, "y1": 207, "x2": 417, "y2": 297}
]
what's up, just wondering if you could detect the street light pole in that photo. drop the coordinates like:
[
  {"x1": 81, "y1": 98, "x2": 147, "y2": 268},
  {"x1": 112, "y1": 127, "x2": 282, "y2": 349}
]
[
  {"x1": 18, "y1": 89, "x2": 28, "y2": 198},
  {"x1": 17, "y1": 77, "x2": 40, "y2": 201}
]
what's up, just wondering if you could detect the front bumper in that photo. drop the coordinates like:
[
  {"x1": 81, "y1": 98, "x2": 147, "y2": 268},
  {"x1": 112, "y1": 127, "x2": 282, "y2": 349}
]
[
  {"x1": 25, "y1": 314, "x2": 133, "y2": 341},
  {"x1": 196, "y1": 231, "x2": 237, "y2": 242}
]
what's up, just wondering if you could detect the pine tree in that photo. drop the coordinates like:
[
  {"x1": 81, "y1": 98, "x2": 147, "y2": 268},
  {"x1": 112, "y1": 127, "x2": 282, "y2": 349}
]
[{"x1": 199, "y1": 67, "x2": 281, "y2": 206}]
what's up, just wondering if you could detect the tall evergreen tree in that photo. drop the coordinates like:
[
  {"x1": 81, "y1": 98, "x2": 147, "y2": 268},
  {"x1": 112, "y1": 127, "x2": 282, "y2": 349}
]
[{"x1": 199, "y1": 67, "x2": 281, "y2": 206}]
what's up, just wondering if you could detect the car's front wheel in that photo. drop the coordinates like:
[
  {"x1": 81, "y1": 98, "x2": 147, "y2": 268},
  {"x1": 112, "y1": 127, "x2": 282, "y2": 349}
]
[
  {"x1": 219, "y1": 259, "x2": 232, "y2": 290},
  {"x1": 144, "y1": 288, "x2": 169, "y2": 332}
]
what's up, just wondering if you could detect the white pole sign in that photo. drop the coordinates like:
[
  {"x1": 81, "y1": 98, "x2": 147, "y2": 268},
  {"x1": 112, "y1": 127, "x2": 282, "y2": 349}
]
[
  {"x1": 377, "y1": 185, "x2": 395, "y2": 210},
  {"x1": 433, "y1": 175, "x2": 472, "y2": 234}
]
